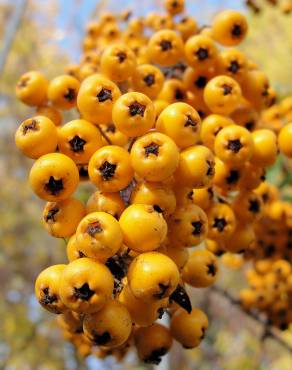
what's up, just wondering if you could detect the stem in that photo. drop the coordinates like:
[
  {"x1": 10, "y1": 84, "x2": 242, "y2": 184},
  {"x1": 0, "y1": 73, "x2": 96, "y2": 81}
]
[{"x1": 96, "y1": 125, "x2": 112, "y2": 145}]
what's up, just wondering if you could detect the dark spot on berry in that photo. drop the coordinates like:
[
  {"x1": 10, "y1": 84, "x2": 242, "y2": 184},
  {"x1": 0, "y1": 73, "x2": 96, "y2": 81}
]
[
  {"x1": 170, "y1": 284, "x2": 192, "y2": 313},
  {"x1": 184, "y1": 115, "x2": 198, "y2": 129},
  {"x1": 249, "y1": 199, "x2": 260, "y2": 213},
  {"x1": 40, "y1": 287, "x2": 57, "y2": 306},
  {"x1": 106, "y1": 256, "x2": 126, "y2": 281},
  {"x1": 222, "y1": 84, "x2": 232, "y2": 95},
  {"x1": 228, "y1": 60, "x2": 240, "y2": 74},
  {"x1": 97, "y1": 88, "x2": 112, "y2": 102},
  {"x1": 227, "y1": 139, "x2": 242, "y2": 153},
  {"x1": 262, "y1": 193, "x2": 269, "y2": 203},
  {"x1": 23, "y1": 119, "x2": 38, "y2": 135},
  {"x1": 92, "y1": 331, "x2": 111, "y2": 345},
  {"x1": 160, "y1": 40, "x2": 172, "y2": 51},
  {"x1": 180, "y1": 17, "x2": 188, "y2": 23},
  {"x1": 226, "y1": 170, "x2": 239, "y2": 185},
  {"x1": 74, "y1": 283, "x2": 94, "y2": 301},
  {"x1": 264, "y1": 244, "x2": 275, "y2": 257},
  {"x1": 192, "y1": 221, "x2": 203, "y2": 235},
  {"x1": 206, "y1": 160, "x2": 215, "y2": 177},
  {"x1": 69, "y1": 135, "x2": 86, "y2": 152},
  {"x1": 79, "y1": 165, "x2": 88, "y2": 179},
  {"x1": 144, "y1": 347, "x2": 167, "y2": 365},
  {"x1": 153, "y1": 283, "x2": 169, "y2": 299},
  {"x1": 86, "y1": 221, "x2": 103, "y2": 236},
  {"x1": 153, "y1": 204, "x2": 163, "y2": 213},
  {"x1": 207, "y1": 187, "x2": 214, "y2": 199},
  {"x1": 144, "y1": 142, "x2": 160, "y2": 157},
  {"x1": 99, "y1": 161, "x2": 116, "y2": 180},
  {"x1": 196, "y1": 47, "x2": 209, "y2": 61},
  {"x1": 200, "y1": 327, "x2": 206, "y2": 340},
  {"x1": 17, "y1": 76, "x2": 29, "y2": 88},
  {"x1": 195, "y1": 75, "x2": 207, "y2": 89},
  {"x1": 64, "y1": 88, "x2": 76, "y2": 102},
  {"x1": 175, "y1": 89, "x2": 185, "y2": 100},
  {"x1": 245, "y1": 121, "x2": 255, "y2": 131},
  {"x1": 157, "y1": 307, "x2": 165, "y2": 319},
  {"x1": 78, "y1": 250, "x2": 86, "y2": 258},
  {"x1": 117, "y1": 51, "x2": 127, "y2": 63},
  {"x1": 207, "y1": 262, "x2": 217, "y2": 276},
  {"x1": 129, "y1": 101, "x2": 146, "y2": 117},
  {"x1": 198, "y1": 110, "x2": 206, "y2": 119},
  {"x1": 144, "y1": 73, "x2": 155, "y2": 87},
  {"x1": 106, "y1": 123, "x2": 116, "y2": 133},
  {"x1": 171, "y1": 0, "x2": 178, "y2": 8},
  {"x1": 187, "y1": 190, "x2": 194, "y2": 200},
  {"x1": 213, "y1": 217, "x2": 227, "y2": 232},
  {"x1": 44, "y1": 207, "x2": 59, "y2": 223},
  {"x1": 44, "y1": 176, "x2": 64, "y2": 196},
  {"x1": 231, "y1": 24, "x2": 242, "y2": 37}
]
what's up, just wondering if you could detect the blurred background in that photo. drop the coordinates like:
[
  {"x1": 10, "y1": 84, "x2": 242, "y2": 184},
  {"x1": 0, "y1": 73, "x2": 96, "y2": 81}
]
[{"x1": 1, "y1": 0, "x2": 292, "y2": 369}]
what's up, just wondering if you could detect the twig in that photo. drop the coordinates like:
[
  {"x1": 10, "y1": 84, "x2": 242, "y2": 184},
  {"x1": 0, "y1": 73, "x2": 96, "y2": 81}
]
[
  {"x1": 210, "y1": 285, "x2": 292, "y2": 353},
  {"x1": 96, "y1": 125, "x2": 112, "y2": 145}
]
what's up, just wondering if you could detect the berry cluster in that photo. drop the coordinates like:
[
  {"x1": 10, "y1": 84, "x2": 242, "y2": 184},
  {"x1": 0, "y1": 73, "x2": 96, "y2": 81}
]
[
  {"x1": 246, "y1": 0, "x2": 292, "y2": 15},
  {"x1": 14, "y1": 0, "x2": 292, "y2": 363}
]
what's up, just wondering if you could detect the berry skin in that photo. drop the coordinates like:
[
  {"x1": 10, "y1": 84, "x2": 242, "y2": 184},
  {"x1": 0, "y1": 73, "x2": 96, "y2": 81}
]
[
  {"x1": 278, "y1": 123, "x2": 292, "y2": 157},
  {"x1": 75, "y1": 211, "x2": 123, "y2": 262},
  {"x1": 100, "y1": 123, "x2": 128, "y2": 147},
  {"x1": 58, "y1": 119, "x2": 103, "y2": 164},
  {"x1": 83, "y1": 300, "x2": 132, "y2": 348},
  {"x1": 88, "y1": 145, "x2": 134, "y2": 192},
  {"x1": 36, "y1": 105, "x2": 63, "y2": 126},
  {"x1": 169, "y1": 204, "x2": 208, "y2": 248},
  {"x1": 127, "y1": 252, "x2": 180, "y2": 303},
  {"x1": 176, "y1": 16, "x2": 198, "y2": 41},
  {"x1": 112, "y1": 92, "x2": 155, "y2": 137},
  {"x1": 132, "y1": 64, "x2": 165, "y2": 99},
  {"x1": 66, "y1": 234, "x2": 85, "y2": 262},
  {"x1": 164, "y1": 0, "x2": 185, "y2": 15},
  {"x1": 15, "y1": 116, "x2": 58, "y2": 159},
  {"x1": 130, "y1": 182, "x2": 176, "y2": 218},
  {"x1": 158, "y1": 79, "x2": 187, "y2": 104},
  {"x1": 29, "y1": 153, "x2": 79, "y2": 201},
  {"x1": 200, "y1": 114, "x2": 234, "y2": 150},
  {"x1": 207, "y1": 203, "x2": 236, "y2": 240},
  {"x1": 204, "y1": 75, "x2": 242, "y2": 115},
  {"x1": 224, "y1": 224, "x2": 255, "y2": 254},
  {"x1": 213, "y1": 157, "x2": 242, "y2": 191},
  {"x1": 184, "y1": 35, "x2": 218, "y2": 69},
  {"x1": 212, "y1": 10, "x2": 248, "y2": 46},
  {"x1": 86, "y1": 190, "x2": 125, "y2": 219},
  {"x1": 119, "y1": 284, "x2": 168, "y2": 327},
  {"x1": 156, "y1": 102, "x2": 201, "y2": 149},
  {"x1": 59, "y1": 258, "x2": 114, "y2": 314},
  {"x1": 233, "y1": 191, "x2": 263, "y2": 223},
  {"x1": 134, "y1": 324, "x2": 173, "y2": 364},
  {"x1": 218, "y1": 49, "x2": 248, "y2": 82},
  {"x1": 183, "y1": 66, "x2": 216, "y2": 96},
  {"x1": 119, "y1": 204, "x2": 167, "y2": 252},
  {"x1": 43, "y1": 197, "x2": 86, "y2": 238},
  {"x1": 175, "y1": 186, "x2": 214, "y2": 210},
  {"x1": 148, "y1": 29, "x2": 184, "y2": 66},
  {"x1": 77, "y1": 74, "x2": 121, "y2": 125},
  {"x1": 160, "y1": 245, "x2": 189, "y2": 271},
  {"x1": 35, "y1": 264, "x2": 67, "y2": 314},
  {"x1": 170, "y1": 307, "x2": 209, "y2": 349},
  {"x1": 16, "y1": 71, "x2": 48, "y2": 107},
  {"x1": 100, "y1": 43, "x2": 136, "y2": 82},
  {"x1": 130, "y1": 132, "x2": 179, "y2": 182},
  {"x1": 251, "y1": 129, "x2": 278, "y2": 166},
  {"x1": 214, "y1": 125, "x2": 254, "y2": 166},
  {"x1": 175, "y1": 145, "x2": 215, "y2": 188},
  {"x1": 182, "y1": 249, "x2": 218, "y2": 288},
  {"x1": 48, "y1": 75, "x2": 80, "y2": 110}
]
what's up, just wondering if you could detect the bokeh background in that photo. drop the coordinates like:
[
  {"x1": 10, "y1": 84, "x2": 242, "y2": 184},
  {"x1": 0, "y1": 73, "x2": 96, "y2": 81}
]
[{"x1": 1, "y1": 0, "x2": 292, "y2": 369}]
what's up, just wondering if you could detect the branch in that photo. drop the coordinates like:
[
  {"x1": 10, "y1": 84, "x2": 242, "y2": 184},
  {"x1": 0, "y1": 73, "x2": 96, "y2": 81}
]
[{"x1": 210, "y1": 285, "x2": 292, "y2": 353}]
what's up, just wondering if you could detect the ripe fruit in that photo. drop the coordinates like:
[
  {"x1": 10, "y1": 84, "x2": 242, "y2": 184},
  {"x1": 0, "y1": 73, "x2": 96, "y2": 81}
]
[
  {"x1": 119, "y1": 204, "x2": 167, "y2": 252},
  {"x1": 278, "y1": 122, "x2": 292, "y2": 157},
  {"x1": 16, "y1": 71, "x2": 48, "y2": 106},
  {"x1": 59, "y1": 258, "x2": 114, "y2": 314},
  {"x1": 15, "y1": 116, "x2": 58, "y2": 159},
  {"x1": 35, "y1": 264, "x2": 67, "y2": 314},
  {"x1": 127, "y1": 252, "x2": 180, "y2": 302},
  {"x1": 29, "y1": 153, "x2": 79, "y2": 201},
  {"x1": 83, "y1": 300, "x2": 132, "y2": 347},
  {"x1": 48, "y1": 75, "x2": 80, "y2": 110}
]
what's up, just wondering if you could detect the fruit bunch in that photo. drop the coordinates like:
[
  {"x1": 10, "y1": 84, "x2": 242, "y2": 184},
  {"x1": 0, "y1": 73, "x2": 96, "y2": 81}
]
[
  {"x1": 245, "y1": 0, "x2": 292, "y2": 15},
  {"x1": 240, "y1": 259, "x2": 292, "y2": 330},
  {"x1": 14, "y1": 0, "x2": 292, "y2": 363}
]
